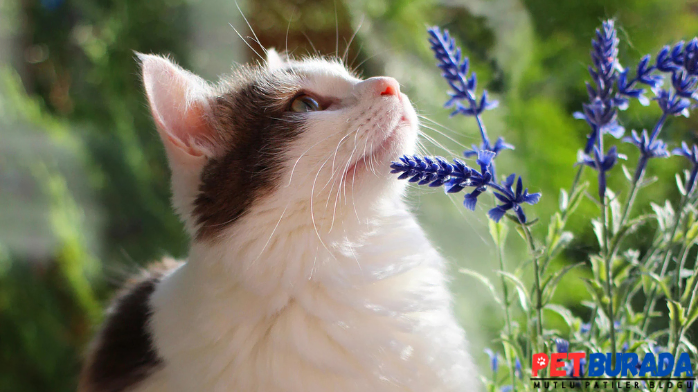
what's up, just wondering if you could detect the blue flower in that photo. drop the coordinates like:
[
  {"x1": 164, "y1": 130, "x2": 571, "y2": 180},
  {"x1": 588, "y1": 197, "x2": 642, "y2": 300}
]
[
  {"x1": 671, "y1": 70, "x2": 698, "y2": 99},
  {"x1": 580, "y1": 323, "x2": 591, "y2": 334},
  {"x1": 574, "y1": 20, "x2": 628, "y2": 154},
  {"x1": 515, "y1": 357, "x2": 522, "y2": 379},
  {"x1": 679, "y1": 38, "x2": 698, "y2": 75},
  {"x1": 445, "y1": 151, "x2": 494, "y2": 194},
  {"x1": 617, "y1": 55, "x2": 663, "y2": 106},
  {"x1": 580, "y1": 146, "x2": 622, "y2": 198},
  {"x1": 484, "y1": 348, "x2": 499, "y2": 373},
  {"x1": 589, "y1": 20, "x2": 620, "y2": 92},
  {"x1": 389, "y1": 27, "x2": 541, "y2": 225},
  {"x1": 673, "y1": 142, "x2": 698, "y2": 195},
  {"x1": 463, "y1": 137, "x2": 514, "y2": 158},
  {"x1": 555, "y1": 338, "x2": 570, "y2": 353},
  {"x1": 623, "y1": 129, "x2": 670, "y2": 181},
  {"x1": 488, "y1": 174, "x2": 541, "y2": 223},
  {"x1": 500, "y1": 386, "x2": 513, "y2": 392},
  {"x1": 428, "y1": 27, "x2": 499, "y2": 120},
  {"x1": 575, "y1": 98, "x2": 625, "y2": 154},
  {"x1": 390, "y1": 155, "x2": 472, "y2": 187},
  {"x1": 657, "y1": 42, "x2": 685, "y2": 72},
  {"x1": 654, "y1": 88, "x2": 691, "y2": 116},
  {"x1": 623, "y1": 130, "x2": 669, "y2": 159}
]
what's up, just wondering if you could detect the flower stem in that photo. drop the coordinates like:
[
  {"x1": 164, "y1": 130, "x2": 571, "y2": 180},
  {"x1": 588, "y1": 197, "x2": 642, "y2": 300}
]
[
  {"x1": 521, "y1": 223, "x2": 543, "y2": 352},
  {"x1": 600, "y1": 200, "x2": 618, "y2": 379},
  {"x1": 640, "y1": 193, "x2": 689, "y2": 334},
  {"x1": 496, "y1": 239, "x2": 517, "y2": 387}
]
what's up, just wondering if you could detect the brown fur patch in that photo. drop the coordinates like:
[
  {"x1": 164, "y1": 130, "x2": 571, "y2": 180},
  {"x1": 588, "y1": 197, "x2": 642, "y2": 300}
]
[
  {"x1": 193, "y1": 68, "x2": 307, "y2": 240},
  {"x1": 79, "y1": 258, "x2": 182, "y2": 392}
]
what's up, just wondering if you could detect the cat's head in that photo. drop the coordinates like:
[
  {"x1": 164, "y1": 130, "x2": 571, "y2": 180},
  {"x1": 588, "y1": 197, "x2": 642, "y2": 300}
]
[{"x1": 139, "y1": 50, "x2": 417, "y2": 241}]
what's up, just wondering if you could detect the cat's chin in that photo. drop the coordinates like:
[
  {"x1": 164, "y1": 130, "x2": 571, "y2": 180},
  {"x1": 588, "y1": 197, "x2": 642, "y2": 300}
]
[{"x1": 344, "y1": 119, "x2": 413, "y2": 180}]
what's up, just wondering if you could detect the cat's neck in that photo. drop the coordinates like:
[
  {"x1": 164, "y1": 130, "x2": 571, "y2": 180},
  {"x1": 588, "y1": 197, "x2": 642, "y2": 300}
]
[{"x1": 182, "y1": 195, "x2": 420, "y2": 296}]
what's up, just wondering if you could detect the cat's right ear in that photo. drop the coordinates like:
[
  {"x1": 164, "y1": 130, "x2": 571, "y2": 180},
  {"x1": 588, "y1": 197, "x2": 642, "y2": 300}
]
[{"x1": 138, "y1": 53, "x2": 218, "y2": 167}]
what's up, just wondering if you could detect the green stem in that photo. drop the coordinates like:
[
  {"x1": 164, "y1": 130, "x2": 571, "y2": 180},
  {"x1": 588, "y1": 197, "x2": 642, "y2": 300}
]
[
  {"x1": 562, "y1": 166, "x2": 584, "y2": 221},
  {"x1": 522, "y1": 223, "x2": 543, "y2": 351},
  {"x1": 600, "y1": 199, "x2": 618, "y2": 377},
  {"x1": 640, "y1": 193, "x2": 689, "y2": 334},
  {"x1": 617, "y1": 171, "x2": 642, "y2": 231},
  {"x1": 673, "y1": 241, "x2": 691, "y2": 297},
  {"x1": 496, "y1": 237, "x2": 517, "y2": 386}
]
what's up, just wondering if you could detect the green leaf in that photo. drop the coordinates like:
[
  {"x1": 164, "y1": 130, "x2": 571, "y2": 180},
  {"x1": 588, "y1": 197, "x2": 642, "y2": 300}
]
[
  {"x1": 646, "y1": 272, "x2": 672, "y2": 298},
  {"x1": 559, "y1": 189, "x2": 569, "y2": 212},
  {"x1": 613, "y1": 279, "x2": 637, "y2": 319},
  {"x1": 682, "y1": 275, "x2": 697, "y2": 303},
  {"x1": 641, "y1": 274, "x2": 653, "y2": 297},
  {"x1": 685, "y1": 220, "x2": 698, "y2": 244},
  {"x1": 589, "y1": 255, "x2": 605, "y2": 284},
  {"x1": 548, "y1": 230, "x2": 573, "y2": 261},
  {"x1": 639, "y1": 175, "x2": 658, "y2": 188},
  {"x1": 488, "y1": 219, "x2": 509, "y2": 248},
  {"x1": 459, "y1": 269, "x2": 502, "y2": 306},
  {"x1": 681, "y1": 336, "x2": 698, "y2": 359},
  {"x1": 651, "y1": 201, "x2": 675, "y2": 233},
  {"x1": 546, "y1": 212, "x2": 563, "y2": 248},
  {"x1": 544, "y1": 304, "x2": 578, "y2": 329},
  {"x1": 567, "y1": 181, "x2": 589, "y2": 215},
  {"x1": 515, "y1": 224, "x2": 527, "y2": 243},
  {"x1": 622, "y1": 164, "x2": 633, "y2": 182},
  {"x1": 667, "y1": 300, "x2": 686, "y2": 335},
  {"x1": 541, "y1": 262, "x2": 584, "y2": 305},
  {"x1": 677, "y1": 173, "x2": 687, "y2": 196},
  {"x1": 608, "y1": 190, "x2": 622, "y2": 235},
  {"x1": 685, "y1": 299, "x2": 698, "y2": 330},
  {"x1": 582, "y1": 278, "x2": 608, "y2": 314},
  {"x1": 497, "y1": 271, "x2": 530, "y2": 311},
  {"x1": 610, "y1": 215, "x2": 652, "y2": 252},
  {"x1": 591, "y1": 219, "x2": 604, "y2": 249}
]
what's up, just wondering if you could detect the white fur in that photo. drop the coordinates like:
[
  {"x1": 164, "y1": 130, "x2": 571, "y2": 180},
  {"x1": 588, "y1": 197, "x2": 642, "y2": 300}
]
[{"x1": 137, "y1": 53, "x2": 481, "y2": 392}]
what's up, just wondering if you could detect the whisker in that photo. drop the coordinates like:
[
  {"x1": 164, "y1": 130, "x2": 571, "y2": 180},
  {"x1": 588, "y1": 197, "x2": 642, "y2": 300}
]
[
  {"x1": 286, "y1": 132, "x2": 336, "y2": 187},
  {"x1": 285, "y1": 9, "x2": 297, "y2": 56},
  {"x1": 235, "y1": 2, "x2": 266, "y2": 54},
  {"x1": 343, "y1": 16, "x2": 364, "y2": 64},
  {"x1": 310, "y1": 150, "x2": 339, "y2": 260},
  {"x1": 349, "y1": 42, "x2": 365, "y2": 71},
  {"x1": 248, "y1": 200, "x2": 292, "y2": 267},
  {"x1": 334, "y1": 0, "x2": 339, "y2": 57},
  {"x1": 301, "y1": 31, "x2": 319, "y2": 56},
  {"x1": 419, "y1": 123, "x2": 470, "y2": 150},
  {"x1": 418, "y1": 130, "x2": 463, "y2": 158},
  {"x1": 229, "y1": 23, "x2": 263, "y2": 61}
]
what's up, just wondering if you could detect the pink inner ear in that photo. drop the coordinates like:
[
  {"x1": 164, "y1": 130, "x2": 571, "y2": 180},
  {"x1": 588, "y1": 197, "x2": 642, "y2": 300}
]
[{"x1": 140, "y1": 54, "x2": 216, "y2": 158}]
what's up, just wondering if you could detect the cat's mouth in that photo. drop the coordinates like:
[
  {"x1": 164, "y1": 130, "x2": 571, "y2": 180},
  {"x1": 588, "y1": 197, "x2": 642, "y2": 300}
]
[{"x1": 344, "y1": 116, "x2": 411, "y2": 178}]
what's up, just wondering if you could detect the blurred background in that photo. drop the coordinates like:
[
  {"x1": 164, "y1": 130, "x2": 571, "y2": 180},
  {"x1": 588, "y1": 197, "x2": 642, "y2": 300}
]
[{"x1": 0, "y1": 0, "x2": 697, "y2": 390}]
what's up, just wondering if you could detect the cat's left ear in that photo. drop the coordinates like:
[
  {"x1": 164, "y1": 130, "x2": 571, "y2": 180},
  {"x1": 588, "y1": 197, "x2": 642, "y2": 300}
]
[
  {"x1": 266, "y1": 49, "x2": 286, "y2": 71},
  {"x1": 138, "y1": 53, "x2": 219, "y2": 165}
]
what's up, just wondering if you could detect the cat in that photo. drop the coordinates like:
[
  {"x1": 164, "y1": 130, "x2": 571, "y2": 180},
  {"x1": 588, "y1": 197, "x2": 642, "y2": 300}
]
[{"x1": 78, "y1": 48, "x2": 481, "y2": 392}]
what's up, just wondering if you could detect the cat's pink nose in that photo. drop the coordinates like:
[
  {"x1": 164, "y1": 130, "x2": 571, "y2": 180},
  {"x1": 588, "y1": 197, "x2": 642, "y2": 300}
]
[{"x1": 366, "y1": 77, "x2": 401, "y2": 97}]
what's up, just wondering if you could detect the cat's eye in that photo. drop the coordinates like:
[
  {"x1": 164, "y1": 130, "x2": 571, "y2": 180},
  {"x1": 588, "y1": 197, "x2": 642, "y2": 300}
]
[{"x1": 290, "y1": 95, "x2": 321, "y2": 112}]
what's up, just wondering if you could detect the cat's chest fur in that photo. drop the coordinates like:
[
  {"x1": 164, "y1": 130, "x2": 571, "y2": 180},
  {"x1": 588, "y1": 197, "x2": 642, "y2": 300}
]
[{"x1": 129, "y1": 208, "x2": 477, "y2": 392}]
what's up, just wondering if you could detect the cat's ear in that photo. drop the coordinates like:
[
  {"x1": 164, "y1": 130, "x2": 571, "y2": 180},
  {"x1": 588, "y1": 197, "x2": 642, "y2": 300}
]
[
  {"x1": 138, "y1": 53, "x2": 218, "y2": 163},
  {"x1": 266, "y1": 49, "x2": 286, "y2": 71}
]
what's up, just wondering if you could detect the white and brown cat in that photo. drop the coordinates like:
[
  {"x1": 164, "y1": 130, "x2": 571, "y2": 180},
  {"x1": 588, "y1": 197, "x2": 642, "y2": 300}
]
[{"x1": 79, "y1": 49, "x2": 481, "y2": 392}]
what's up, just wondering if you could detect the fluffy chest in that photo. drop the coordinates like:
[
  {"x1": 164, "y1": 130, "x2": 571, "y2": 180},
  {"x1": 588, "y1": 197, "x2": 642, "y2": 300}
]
[{"x1": 143, "y1": 218, "x2": 475, "y2": 392}]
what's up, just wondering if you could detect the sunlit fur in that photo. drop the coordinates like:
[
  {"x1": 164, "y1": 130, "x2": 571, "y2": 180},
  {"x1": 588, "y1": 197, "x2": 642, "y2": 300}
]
[{"x1": 131, "y1": 51, "x2": 480, "y2": 392}]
